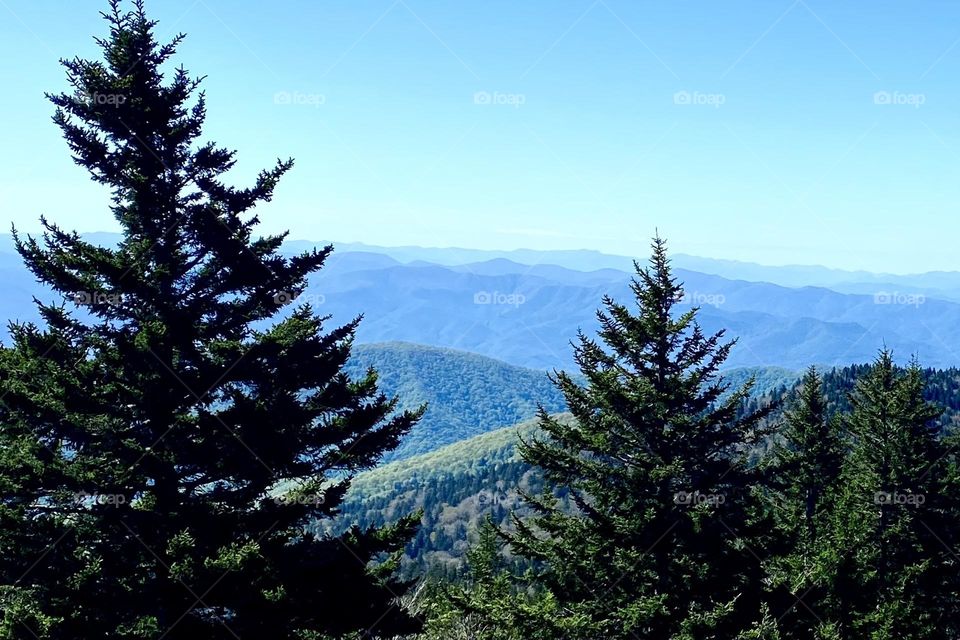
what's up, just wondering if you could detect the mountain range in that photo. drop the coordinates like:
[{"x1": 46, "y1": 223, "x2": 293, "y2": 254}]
[
  {"x1": 314, "y1": 252, "x2": 955, "y2": 370},
  {"x1": 0, "y1": 233, "x2": 957, "y2": 370}
]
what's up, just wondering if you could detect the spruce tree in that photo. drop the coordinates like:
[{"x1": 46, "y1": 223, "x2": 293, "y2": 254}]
[
  {"x1": 0, "y1": 2, "x2": 422, "y2": 638},
  {"x1": 759, "y1": 367, "x2": 843, "y2": 638},
  {"x1": 831, "y1": 352, "x2": 959, "y2": 639},
  {"x1": 506, "y1": 236, "x2": 773, "y2": 639}
]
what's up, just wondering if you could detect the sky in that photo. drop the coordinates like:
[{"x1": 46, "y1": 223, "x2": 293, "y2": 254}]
[{"x1": 1, "y1": 1, "x2": 960, "y2": 273}]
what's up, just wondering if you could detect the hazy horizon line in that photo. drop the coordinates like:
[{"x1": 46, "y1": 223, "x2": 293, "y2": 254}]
[{"x1": 0, "y1": 230, "x2": 949, "y2": 278}]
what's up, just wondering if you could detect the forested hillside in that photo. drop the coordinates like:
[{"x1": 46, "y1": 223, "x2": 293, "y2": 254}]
[
  {"x1": 330, "y1": 416, "x2": 550, "y2": 579},
  {"x1": 338, "y1": 363, "x2": 960, "y2": 577},
  {"x1": 344, "y1": 342, "x2": 798, "y2": 461},
  {"x1": 344, "y1": 342, "x2": 568, "y2": 461}
]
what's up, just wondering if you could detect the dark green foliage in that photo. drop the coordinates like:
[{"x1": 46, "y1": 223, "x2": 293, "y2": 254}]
[
  {"x1": 757, "y1": 367, "x2": 844, "y2": 638},
  {"x1": 0, "y1": 3, "x2": 421, "y2": 638},
  {"x1": 826, "y1": 353, "x2": 960, "y2": 638},
  {"x1": 502, "y1": 237, "x2": 774, "y2": 638},
  {"x1": 494, "y1": 340, "x2": 958, "y2": 640},
  {"x1": 411, "y1": 518, "x2": 586, "y2": 640}
]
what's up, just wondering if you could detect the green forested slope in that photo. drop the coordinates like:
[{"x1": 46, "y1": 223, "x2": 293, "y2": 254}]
[
  {"x1": 335, "y1": 364, "x2": 960, "y2": 577},
  {"x1": 345, "y1": 342, "x2": 798, "y2": 463},
  {"x1": 345, "y1": 342, "x2": 568, "y2": 462},
  {"x1": 329, "y1": 415, "x2": 558, "y2": 579}
]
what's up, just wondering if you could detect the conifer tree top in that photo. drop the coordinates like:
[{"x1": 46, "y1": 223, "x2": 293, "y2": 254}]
[{"x1": 0, "y1": 3, "x2": 423, "y2": 637}]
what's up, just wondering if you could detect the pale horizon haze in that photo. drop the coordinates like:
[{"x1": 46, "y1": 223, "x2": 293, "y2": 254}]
[{"x1": 2, "y1": 1, "x2": 960, "y2": 272}]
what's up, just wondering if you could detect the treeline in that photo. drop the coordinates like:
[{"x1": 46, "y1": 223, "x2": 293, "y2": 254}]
[
  {"x1": 337, "y1": 364, "x2": 960, "y2": 582},
  {"x1": 407, "y1": 240, "x2": 960, "y2": 640}
]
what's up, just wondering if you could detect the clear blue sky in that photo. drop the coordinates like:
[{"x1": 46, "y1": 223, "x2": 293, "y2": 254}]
[{"x1": 1, "y1": 0, "x2": 959, "y2": 272}]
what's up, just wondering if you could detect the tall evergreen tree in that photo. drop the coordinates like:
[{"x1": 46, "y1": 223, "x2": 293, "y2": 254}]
[
  {"x1": 506, "y1": 236, "x2": 773, "y2": 639},
  {"x1": 830, "y1": 352, "x2": 959, "y2": 639},
  {"x1": 759, "y1": 367, "x2": 844, "y2": 638},
  {"x1": 0, "y1": 2, "x2": 422, "y2": 638}
]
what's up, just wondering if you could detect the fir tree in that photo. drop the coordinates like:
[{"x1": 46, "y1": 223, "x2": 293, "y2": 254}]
[
  {"x1": 505, "y1": 236, "x2": 773, "y2": 639},
  {"x1": 0, "y1": 2, "x2": 422, "y2": 638},
  {"x1": 831, "y1": 352, "x2": 959, "y2": 639},
  {"x1": 759, "y1": 367, "x2": 844, "y2": 638}
]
